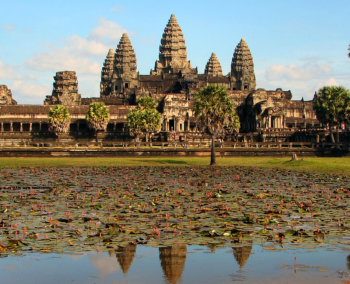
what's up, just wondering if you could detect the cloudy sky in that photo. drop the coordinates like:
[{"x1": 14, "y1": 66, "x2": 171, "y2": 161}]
[{"x1": 1, "y1": 0, "x2": 349, "y2": 104}]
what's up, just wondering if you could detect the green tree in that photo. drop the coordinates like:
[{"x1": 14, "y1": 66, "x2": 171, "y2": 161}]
[
  {"x1": 126, "y1": 97, "x2": 161, "y2": 142},
  {"x1": 48, "y1": 105, "x2": 71, "y2": 139},
  {"x1": 193, "y1": 85, "x2": 240, "y2": 166},
  {"x1": 86, "y1": 102, "x2": 110, "y2": 140},
  {"x1": 313, "y1": 86, "x2": 350, "y2": 144}
]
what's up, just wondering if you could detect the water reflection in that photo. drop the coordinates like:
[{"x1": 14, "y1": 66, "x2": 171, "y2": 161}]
[
  {"x1": 116, "y1": 244, "x2": 137, "y2": 275},
  {"x1": 159, "y1": 244, "x2": 187, "y2": 284},
  {"x1": 232, "y1": 245, "x2": 253, "y2": 268},
  {"x1": 0, "y1": 245, "x2": 348, "y2": 284}
]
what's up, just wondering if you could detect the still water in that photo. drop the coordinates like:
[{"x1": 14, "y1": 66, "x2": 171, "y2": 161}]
[{"x1": 1, "y1": 244, "x2": 349, "y2": 284}]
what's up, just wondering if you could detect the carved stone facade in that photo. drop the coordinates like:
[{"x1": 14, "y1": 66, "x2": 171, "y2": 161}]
[
  {"x1": 0, "y1": 85, "x2": 17, "y2": 105},
  {"x1": 204, "y1": 53, "x2": 223, "y2": 77},
  {"x1": 152, "y1": 14, "x2": 194, "y2": 75},
  {"x1": 44, "y1": 71, "x2": 81, "y2": 105},
  {"x1": 0, "y1": 14, "x2": 322, "y2": 143},
  {"x1": 231, "y1": 38, "x2": 256, "y2": 91}
]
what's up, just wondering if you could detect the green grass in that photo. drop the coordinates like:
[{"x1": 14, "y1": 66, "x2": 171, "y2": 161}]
[{"x1": 0, "y1": 157, "x2": 349, "y2": 174}]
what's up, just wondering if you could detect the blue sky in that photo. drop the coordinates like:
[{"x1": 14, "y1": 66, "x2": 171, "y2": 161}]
[{"x1": 1, "y1": 0, "x2": 349, "y2": 104}]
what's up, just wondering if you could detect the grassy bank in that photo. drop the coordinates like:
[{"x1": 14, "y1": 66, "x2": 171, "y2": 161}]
[{"x1": 0, "y1": 157, "x2": 349, "y2": 174}]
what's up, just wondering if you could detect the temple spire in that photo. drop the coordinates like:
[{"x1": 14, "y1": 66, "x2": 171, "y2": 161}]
[
  {"x1": 231, "y1": 38, "x2": 256, "y2": 91},
  {"x1": 152, "y1": 14, "x2": 192, "y2": 75},
  {"x1": 204, "y1": 52, "x2": 223, "y2": 77},
  {"x1": 100, "y1": 48, "x2": 115, "y2": 96},
  {"x1": 114, "y1": 33, "x2": 137, "y2": 78}
]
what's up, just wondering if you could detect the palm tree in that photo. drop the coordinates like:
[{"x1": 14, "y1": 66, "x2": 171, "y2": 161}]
[
  {"x1": 86, "y1": 102, "x2": 110, "y2": 141},
  {"x1": 193, "y1": 85, "x2": 240, "y2": 165},
  {"x1": 313, "y1": 86, "x2": 350, "y2": 145},
  {"x1": 48, "y1": 105, "x2": 71, "y2": 141}
]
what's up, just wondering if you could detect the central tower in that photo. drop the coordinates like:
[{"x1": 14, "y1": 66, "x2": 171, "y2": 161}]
[{"x1": 151, "y1": 14, "x2": 193, "y2": 75}]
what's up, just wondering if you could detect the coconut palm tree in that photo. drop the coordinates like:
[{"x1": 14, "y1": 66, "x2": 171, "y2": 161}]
[
  {"x1": 193, "y1": 85, "x2": 240, "y2": 166},
  {"x1": 86, "y1": 102, "x2": 110, "y2": 141},
  {"x1": 48, "y1": 105, "x2": 71, "y2": 141},
  {"x1": 313, "y1": 86, "x2": 350, "y2": 145}
]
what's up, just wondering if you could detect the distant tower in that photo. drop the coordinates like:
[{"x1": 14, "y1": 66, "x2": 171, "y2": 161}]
[
  {"x1": 44, "y1": 71, "x2": 81, "y2": 105},
  {"x1": 152, "y1": 14, "x2": 192, "y2": 75},
  {"x1": 231, "y1": 38, "x2": 256, "y2": 91},
  {"x1": 204, "y1": 52, "x2": 223, "y2": 77},
  {"x1": 100, "y1": 48, "x2": 115, "y2": 97},
  {"x1": 108, "y1": 33, "x2": 138, "y2": 97},
  {"x1": 0, "y1": 85, "x2": 17, "y2": 105}
]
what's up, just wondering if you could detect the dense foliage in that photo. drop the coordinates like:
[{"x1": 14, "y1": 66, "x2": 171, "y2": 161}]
[
  {"x1": 126, "y1": 97, "x2": 161, "y2": 141},
  {"x1": 193, "y1": 85, "x2": 240, "y2": 165},
  {"x1": 313, "y1": 86, "x2": 350, "y2": 143},
  {"x1": 85, "y1": 102, "x2": 110, "y2": 132},
  {"x1": 48, "y1": 105, "x2": 71, "y2": 135}
]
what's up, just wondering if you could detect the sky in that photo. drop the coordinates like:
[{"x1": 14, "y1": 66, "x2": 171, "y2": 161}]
[{"x1": 1, "y1": 0, "x2": 349, "y2": 104}]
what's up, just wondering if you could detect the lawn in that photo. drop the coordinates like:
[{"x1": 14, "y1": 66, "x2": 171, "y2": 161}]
[{"x1": 0, "y1": 156, "x2": 349, "y2": 174}]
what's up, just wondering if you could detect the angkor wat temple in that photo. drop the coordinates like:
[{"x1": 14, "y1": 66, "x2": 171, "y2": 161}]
[{"x1": 0, "y1": 14, "x2": 323, "y2": 143}]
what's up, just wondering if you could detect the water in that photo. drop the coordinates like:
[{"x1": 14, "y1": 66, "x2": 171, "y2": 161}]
[{"x1": 1, "y1": 244, "x2": 349, "y2": 284}]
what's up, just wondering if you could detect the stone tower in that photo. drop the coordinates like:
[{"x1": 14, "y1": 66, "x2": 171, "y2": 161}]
[
  {"x1": 100, "y1": 48, "x2": 115, "y2": 97},
  {"x1": 204, "y1": 52, "x2": 223, "y2": 77},
  {"x1": 109, "y1": 33, "x2": 138, "y2": 97},
  {"x1": 44, "y1": 71, "x2": 81, "y2": 105},
  {"x1": 152, "y1": 14, "x2": 192, "y2": 75},
  {"x1": 0, "y1": 85, "x2": 17, "y2": 105},
  {"x1": 231, "y1": 38, "x2": 256, "y2": 91}
]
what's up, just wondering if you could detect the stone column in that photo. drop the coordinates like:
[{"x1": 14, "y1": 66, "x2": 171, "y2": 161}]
[
  {"x1": 29, "y1": 123, "x2": 32, "y2": 132},
  {"x1": 20, "y1": 123, "x2": 23, "y2": 132},
  {"x1": 39, "y1": 123, "x2": 42, "y2": 131},
  {"x1": 10, "y1": 122, "x2": 13, "y2": 132}
]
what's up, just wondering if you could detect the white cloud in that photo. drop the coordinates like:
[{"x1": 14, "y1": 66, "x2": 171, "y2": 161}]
[
  {"x1": 26, "y1": 51, "x2": 102, "y2": 75},
  {"x1": 88, "y1": 17, "x2": 130, "y2": 44},
  {"x1": 0, "y1": 61, "x2": 21, "y2": 80},
  {"x1": 265, "y1": 61, "x2": 332, "y2": 82},
  {"x1": 110, "y1": 5, "x2": 124, "y2": 13},
  {"x1": 257, "y1": 59, "x2": 345, "y2": 100},
  {"x1": 11, "y1": 80, "x2": 51, "y2": 104},
  {"x1": 88, "y1": 251, "x2": 121, "y2": 277},
  {"x1": 2, "y1": 24, "x2": 16, "y2": 31},
  {"x1": 25, "y1": 17, "x2": 132, "y2": 75}
]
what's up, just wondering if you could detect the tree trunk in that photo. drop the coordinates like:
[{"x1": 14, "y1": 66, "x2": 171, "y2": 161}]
[
  {"x1": 336, "y1": 126, "x2": 340, "y2": 148},
  {"x1": 210, "y1": 135, "x2": 216, "y2": 166},
  {"x1": 329, "y1": 126, "x2": 335, "y2": 144}
]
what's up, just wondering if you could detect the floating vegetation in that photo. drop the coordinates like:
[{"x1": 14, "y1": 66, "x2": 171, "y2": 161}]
[{"x1": 0, "y1": 166, "x2": 349, "y2": 256}]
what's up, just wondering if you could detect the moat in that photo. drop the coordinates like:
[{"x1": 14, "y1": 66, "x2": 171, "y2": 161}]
[{"x1": 0, "y1": 166, "x2": 350, "y2": 283}]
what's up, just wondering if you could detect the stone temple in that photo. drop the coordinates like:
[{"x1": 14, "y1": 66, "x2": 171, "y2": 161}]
[{"x1": 0, "y1": 14, "x2": 321, "y2": 143}]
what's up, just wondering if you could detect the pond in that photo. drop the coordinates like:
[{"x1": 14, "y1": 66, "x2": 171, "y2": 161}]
[
  {"x1": 1, "y1": 244, "x2": 349, "y2": 283},
  {"x1": 0, "y1": 166, "x2": 349, "y2": 283}
]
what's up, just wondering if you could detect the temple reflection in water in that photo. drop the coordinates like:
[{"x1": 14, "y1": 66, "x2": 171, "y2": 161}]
[
  {"x1": 103, "y1": 243, "x2": 253, "y2": 282},
  {"x1": 159, "y1": 244, "x2": 187, "y2": 284}
]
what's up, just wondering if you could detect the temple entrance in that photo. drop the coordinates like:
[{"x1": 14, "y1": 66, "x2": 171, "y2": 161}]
[{"x1": 169, "y1": 119, "x2": 175, "y2": 131}]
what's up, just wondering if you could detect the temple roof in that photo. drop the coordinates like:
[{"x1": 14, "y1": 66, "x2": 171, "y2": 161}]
[
  {"x1": 204, "y1": 52, "x2": 223, "y2": 77},
  {"x1": 153, "y1": 14, "x2": 192, "y2": 75},
  {"x1": 114, "y1": 33, "x2": 137, "y2": 78},
  {"x1": 101, "y1": 48, "x2": 115, "y2": 79},
  {"x1": 231, "y1": 38, "x2": 255, "y2": 75}
]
